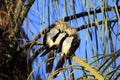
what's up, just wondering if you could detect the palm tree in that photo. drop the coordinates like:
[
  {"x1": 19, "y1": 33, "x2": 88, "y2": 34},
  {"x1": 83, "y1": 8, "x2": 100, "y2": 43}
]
[{"x1": 0, "y1": 0, "x2": 120, "y2": 80}]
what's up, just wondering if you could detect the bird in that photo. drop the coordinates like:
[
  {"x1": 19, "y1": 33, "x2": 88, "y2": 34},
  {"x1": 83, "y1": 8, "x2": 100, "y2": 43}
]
[
  {"x1": 54, "y1": 33, "x2": 80, "y2": 78},
  {"x1": 41, "y1": 27, "x2": 69, "y2": 73},
  {"x1": 45, "y1": 32, "x2": 69, "y2": 73},
  {"x1": 40, "y1": 20, "x2": 69, "y2": 73},
  {"x1": 41, "y1": 27, "x2": 61, "y2": 73},
  {"x1": 40, "y1": 20, "x2": 80, "y2": 75}
]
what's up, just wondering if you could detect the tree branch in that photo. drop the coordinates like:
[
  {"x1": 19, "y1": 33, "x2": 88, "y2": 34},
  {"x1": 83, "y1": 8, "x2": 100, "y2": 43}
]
[
  {"x1": 13, "y1": 0, "x2": 35, "y2": 37},
  {"x1": 19, "y1": 0, "x2": 35, "y2": 21},
  {"x1": 14, "y1": 0, "x2": 24, "y2": 22},
  {"x1": 72, "y1": 56, "x2": 105, "y2": 80},
  {"x1": 76, "y1": 19, "x2": 118, "y2": 31},
  {"x1": 64, "y1": 6, "x2": 120, "y2": 21}
]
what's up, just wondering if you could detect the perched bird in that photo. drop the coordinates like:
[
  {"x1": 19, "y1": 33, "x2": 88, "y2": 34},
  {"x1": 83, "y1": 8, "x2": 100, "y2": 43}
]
[
  {"x1": 46, "y1": 32, "x2": 69, "y2": 73},
  {"x1": 41, "y1": 27, "x2": 68, "y2": 73},
  {"x1": 40, "y1": 20, "x2": 80, "y2": 75},
  {"x1": 54, "y1": 33, "x2": 80, "y2": 78},
  {"x1": 41, "y1": 27, "x2": 60, "y2": 73}
]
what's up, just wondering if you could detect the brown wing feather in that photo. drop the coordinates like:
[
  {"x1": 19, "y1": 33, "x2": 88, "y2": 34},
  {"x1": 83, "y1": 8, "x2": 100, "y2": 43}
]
[{"x1": 69, "y1": 35, "x2": 80, "y2": 56}]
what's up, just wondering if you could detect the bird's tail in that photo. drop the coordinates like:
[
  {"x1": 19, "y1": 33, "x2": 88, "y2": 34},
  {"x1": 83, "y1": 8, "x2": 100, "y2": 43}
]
[
  {"x1": 46, "y1": 50, "x2": 54, "y2": 73},
  {"x1": 54, "y1": 55, "x2": 65, "y2": 78}
]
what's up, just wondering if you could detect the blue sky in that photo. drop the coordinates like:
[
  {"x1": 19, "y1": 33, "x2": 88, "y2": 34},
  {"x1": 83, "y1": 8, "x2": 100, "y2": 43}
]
[{"x1": 22, "y1": 0, "x2": 120, "y2": 79}]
